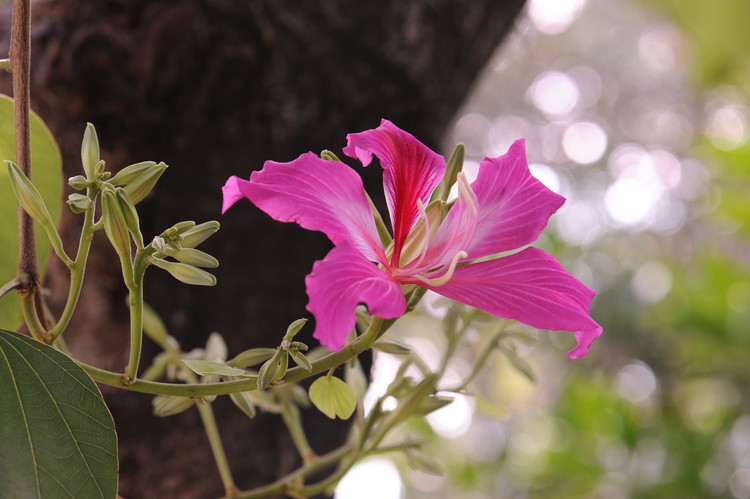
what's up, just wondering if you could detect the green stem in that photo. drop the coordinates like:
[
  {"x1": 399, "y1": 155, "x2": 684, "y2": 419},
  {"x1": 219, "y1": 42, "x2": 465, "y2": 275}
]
[
  {"x1": 280, "y1": 390, "x2": 317, "y2": 464},
  {"x1": 121, "y1": 252, "x2": 143, "y2": 384},
  {"x1": 48, "y1": 204, "x2": 96, "y2": 342},
  {"x1": 447, "y1": 325, "x2": 506, "y2": 393},
  {"x1": 196, "y1": 400, "x2": 239, "y2": 497}
]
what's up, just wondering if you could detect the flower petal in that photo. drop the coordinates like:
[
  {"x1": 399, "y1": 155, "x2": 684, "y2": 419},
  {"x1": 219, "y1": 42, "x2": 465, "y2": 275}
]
[
  {"x1": 343, "y1": 120, "x2": 446, "y2": 264},
  {"x1": 222, "y1": 175, "x2": 253, "y2": 214},
  {"x1": 306, "y1": 244, "x2": 406, "y2": 351},
  {"x1": 237, "y1": 152, "x2": 386, "y2": 263},
  {"x1": 467, "y1": 140, "x2": 565, "y2": 258},
  {"x1": 426, "y1": 247, "x2": 602, "y2": 358}
]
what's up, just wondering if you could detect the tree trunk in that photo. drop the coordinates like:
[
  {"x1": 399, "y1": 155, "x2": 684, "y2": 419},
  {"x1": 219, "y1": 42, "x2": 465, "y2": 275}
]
[{"x1": 0, "y1": 1, "x2": 525, "y2": 496}]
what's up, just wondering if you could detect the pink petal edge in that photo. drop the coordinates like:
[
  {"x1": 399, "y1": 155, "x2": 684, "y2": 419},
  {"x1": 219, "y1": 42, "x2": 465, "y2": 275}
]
[
  {"x1": 221, "y1": 175, "x2": 253, "y2": 214},
  {"x1": 425, "y1": 247, "x2": 602, "y2": 358},
  {"x1": 305, "y1": 244, "x2": 407, "y2": 351}
]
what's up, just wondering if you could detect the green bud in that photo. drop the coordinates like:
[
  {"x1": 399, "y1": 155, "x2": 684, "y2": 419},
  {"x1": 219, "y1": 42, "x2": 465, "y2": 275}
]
[
  {"x1": 229, "y1": 391, "x2": 257, "y2": 419},
  {"x1": 168, "y1": 248, "x2": 219, "y2": 268},
  {"x1": 152, "y1": 394, "x2": 194, "y2": 417},
  {"x1": 66, "y1": 193, "x2": 93, "y2": 214},
  {"x1": 115, "y1": 188, "x2": 142, "y2": 243},
  {"x1": 123, "y1": 162, "x2": 167, "y2": 204},
  {"x1": 226, "y1": 348, "x2": 277, "y2": 368},
  {"x1": 372, "y1": 339, "x2": 411, "y2": 355},
  {"x1": 101, "y1": 190, "x2": 131, "y2": 258},
  {"x1": 405, "y1": 447, "x2": 446, "y2": 476},
  {"x1": 149, "y1": 257, "x2": 217, "y2": 286},
  {"x1": 289, "y1": 349, "x2": 312, "y2": 371},
  {"x1": 433, "y1": 142, "x2": 465, "y2": 202},
  {"x1": 142, "y1": 302, "x2": 170, "y2": 348},
  {"x1": 344, "y1": 359, "x2": 368, "y2": 403},
  {"x1": 283, "y1": 318, "x2": 308, "y2": 341},
  {"x1": 205, "y1": 332, "x2": 227, "y2": 362},
  {"x1": 180, "y1": 221, "x2": 220, "y2": 248},
  {"x1": 109, "y1": 161, "x2": 157, "y2": 186},
  {"x1": 68, "y1": 175, "x2": 89, "y2": 190},
  {"x1": 81, "y1": 123, "x2": 100, "y2": 178},
  {"x1": 5, "y1": 160, "x2": 56, "y2": 228},
  {"x1": 257, "y1": 349, "x2": 282, "y2": 390},
  {"x1": 172, "y1": 221, "x2": 197, "y2": 233}
]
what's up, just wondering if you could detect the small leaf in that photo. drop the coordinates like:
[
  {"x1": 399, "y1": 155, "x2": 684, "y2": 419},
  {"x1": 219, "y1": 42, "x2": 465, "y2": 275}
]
[
  {"x1": 405, "y1": 448, "x2": 446, "y2": 476},
  {"x1": 373, "y1": 339, "x2": 411, "y2": 355},
  {"x1": 182, "y1": 359, "x2": 247, "y2": 377},
  {"x1": 309, "y1": 376, "x2": 356, "y2": 420},
  {"x1": 0, "y1": 329, "x2": 117, "y2": 498},
  {"x1": 226, "y1": 347, "x2": 276, "y2": 368}
]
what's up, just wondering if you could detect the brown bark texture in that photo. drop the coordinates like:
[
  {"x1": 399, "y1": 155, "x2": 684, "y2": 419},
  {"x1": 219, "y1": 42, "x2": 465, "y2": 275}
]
[{"x1": 0, "y1": 1, "x2": 525, "y2": 497}]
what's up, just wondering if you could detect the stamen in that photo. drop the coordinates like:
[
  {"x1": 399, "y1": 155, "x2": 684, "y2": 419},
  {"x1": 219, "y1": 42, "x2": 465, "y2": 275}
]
[
  {"x1": 411, "y1": 250, "x2": 467, "y2": 287},
  {"x1": 457, "y1": 172, "x2": 478, "y2": 216},
  {"x1": 404, "y1": 198, "x2": 432, "y2": 269}
]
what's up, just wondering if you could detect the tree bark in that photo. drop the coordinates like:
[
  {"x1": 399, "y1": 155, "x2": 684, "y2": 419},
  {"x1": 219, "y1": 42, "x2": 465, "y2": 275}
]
[{"x1": 0, "y1": 1, "x2": 525, "y2": 496}]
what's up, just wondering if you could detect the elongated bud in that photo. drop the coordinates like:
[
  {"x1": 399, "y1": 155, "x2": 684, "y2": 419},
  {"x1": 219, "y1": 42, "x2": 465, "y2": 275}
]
[
  {"x1": 109, "y1": 161, "x2": 157, "y2": 186},
  {"x1": 283, "y1": 318, "x2": 308, "y2": 341},
  {"x1": 101, "y1": 190, "x2": 131, "y2": 257},
  {"x1": 81, "y1": 123, "x2": 100, "y2": 178},
  {"x1": 115, "y1": 188, "x2": 141, "y2": 240},
  {"x1": 180, "y1": 221, "x2": 220, "y2": 248},
  {"x1": 433, "y1": 142, "x2": 465, "y2": 202},
  {"x1": 150, "y1": 257, "x2": 217, "y2": 286},
  {"x1": 124, "y1": 162, "x2": 167, "y2": 204},
  {"x1": 257, "y1": 349, "x2": 282, "y2": 390},
  {"x1": 226, "y1": 348, "x2": 276, "y2": 368},
  {"x1": 68, "y1": 175, "x2": 89, "y2": 190},
  {"x1": 67, "y1": 193, "x2": 93, "y2": 214},
  {"x1": 152, "y1": 395, "x2": 194, "y2": 417},
  {"x1": 6, "y1": 160, "x2": 55, "y2": 227},
  {"x1": 229, "y1": 391, "x2": 257, "y2": 419},
  {"x1": 172, "y1": 221, "x2": 197, "y2": 233},
  {"x1": 166, "y1": 248, "x2": 219, "y2": 268}
]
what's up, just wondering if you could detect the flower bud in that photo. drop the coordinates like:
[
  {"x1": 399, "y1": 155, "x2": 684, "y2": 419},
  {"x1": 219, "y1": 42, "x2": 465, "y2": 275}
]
[
  {"x1": 152, "y1": 395, "x2": 194, "y2": 417},
  {"x1": 68, "y1": 175, "x2": 89, "y2": 190},
  {"x1": 283, "y1": 318, "x2": 308, "y2": 341},
  {"x1": 433, "y1": 142, "x2": 465, "y2": 202},
  {"x1": 168, "y1": 248, "x2": 218, "y2": 268},
  {"x1": 115, "y1": 188, "x2": 142, "y2": 242},
  {"x1": 67, "y1": 193, "x2": 93, "y2": 214},
  {"x1": 5, "y1": 160, "x2": 55, "y2": 228},
  {"x1": 81, "y1": 123, "x2": 100, "y2": 178},
  {"x1": 109, "y1": 161, "x2": 157, "y2": 186},
  {"x1": 123, "y1": 162, "x2": 167, "y2": 204},
  {"x1": 101, "y1": 190, "x2": 131, "y2": 258},
  {"x1": 150, "y1": 257, "x2": 217, "y2": 286},
  {"x1": 179, "y1": 221, "x2": 220, "y2": 248},
  {"x1": 229, "y1": 391, "x2": 257, "y2": 419}
]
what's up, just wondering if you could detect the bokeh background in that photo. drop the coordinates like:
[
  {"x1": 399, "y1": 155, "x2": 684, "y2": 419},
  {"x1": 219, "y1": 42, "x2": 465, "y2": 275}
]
[{"x1": 338, "y1": 0, "x2": 750, "y2": 497}]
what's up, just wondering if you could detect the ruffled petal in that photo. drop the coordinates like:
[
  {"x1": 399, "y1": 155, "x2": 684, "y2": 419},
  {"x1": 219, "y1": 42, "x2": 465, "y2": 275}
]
[
  {"x1": 343, "y1": 120, "x2": 446, "y2": 264},
  {"x1": 425, "y1": 247, "x2": 602, "y2": 358},
  {"x1": 239, "y1": 152, "x2": 386, "y2": 263},
  {"x1": 467, "y1": 140, "x2": 565, "y2": 258},
  {"x1": 222, "y1": 175, "x2": 253, "y2": 214},
  {"x1": 306, "y1": 244, "x2": 407, "y2": 351}
]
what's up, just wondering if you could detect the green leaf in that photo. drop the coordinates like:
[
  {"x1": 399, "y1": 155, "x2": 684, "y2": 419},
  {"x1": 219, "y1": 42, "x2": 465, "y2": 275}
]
[
  {"x1": 0, "y1": 329, "x2": 118, "y2": 498},
  {"x1": 0, "y1": 95, "x2": 63, "y2": 329},
  {"x1": 309, "y1": 376, "x2": 356, "y2": 420},
  {"x1": 181, "y1": 359, "x2": 247, "y2": 377}
]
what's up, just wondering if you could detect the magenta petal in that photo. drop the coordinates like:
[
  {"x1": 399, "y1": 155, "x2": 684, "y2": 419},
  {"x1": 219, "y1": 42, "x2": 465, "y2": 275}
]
[
  {"x1": 306, "y1": 244, "x2": 406, "y2": 351},
  {"x1": 242, "y1": 152, "x2": 385, "y2": 263},
  {"x1": 343, "y1": 120, "x2": 446, "y2": 263},
  {"x1": 222, "y1": 175, "x2": 253, "y2": 214},
  {"x1": 467, "y1": 140, "x2": 565, "y2": 258},
  {"x1": 426, "y1": 247, "x2": 602, "y2": 358}
]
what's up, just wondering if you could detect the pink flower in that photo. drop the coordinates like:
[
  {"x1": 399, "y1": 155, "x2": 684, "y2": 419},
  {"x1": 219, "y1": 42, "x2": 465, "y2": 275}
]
[{"x1": 223, "y1": 120, "x2": 601, "y2": 358}]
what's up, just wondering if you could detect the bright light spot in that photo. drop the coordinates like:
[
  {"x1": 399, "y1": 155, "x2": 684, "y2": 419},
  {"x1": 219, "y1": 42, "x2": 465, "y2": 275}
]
[
  {"x1": 639, "y1": 28, "x2": 679, "y2": 73},
  {"x1": 631, "y1": 261, "x2": 673, "y2": 304},
  {"x1": 556, "y1": 201, "x2": 606, "y2": 245},
  {"x1": 650, "y1": 150, "x2": 682, "y2": 189},
  {"x1": 605, "y1": 151, "x2": 667, "y2": 227},
  {"x1": 705, "y1": 105, "x2": 748, "y2": 150},
  {"x1": 529, "y1": 163, "x2": 562, "y2": 193},
  {"x1": 486, "y1": 115, "x2": 533, "y2": 157},
  {"x1": 364, "y1": 352, "x2": 401, "y2": 414},
  {"x1": 569, "y1": 66, "x2": 603, "y2": 107},
  {"x1": 528, "y1": 0, "x2": 588, "y2": 35},
  {"x1": 562, "y1": 121, "x2": 608, "y2": 164},
  {"x1": 335, "y1": 458, "x2": 403, "y2": 499},
  {"x1": 426, "y1": 393, "x2": 475, "y2": 438},
  {"x1": 528, "y1": 71, "x2": 580, "y2": 117},
  {"x1": 616, "y1": 361, "x2": 658, "y2": 404}
]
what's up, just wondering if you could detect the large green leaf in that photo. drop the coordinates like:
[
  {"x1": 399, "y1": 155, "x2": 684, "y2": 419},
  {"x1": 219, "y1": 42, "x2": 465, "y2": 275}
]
[
  {"x1": 0, "y1": 329, "x2": 118, "y2": 498},
  {"x1": 0, "y1": 94, "x2": 63, "y2": 329}
]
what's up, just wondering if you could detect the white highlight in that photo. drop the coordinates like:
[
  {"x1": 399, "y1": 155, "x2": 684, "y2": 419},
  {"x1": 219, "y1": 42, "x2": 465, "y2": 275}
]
[
  {"x1": 335, "y1": 458, "x2": 403, "y2": 499},
  {"x1": 528, "y1": 0, "x2": 588, "y2": 35},
  {"x1": 529, "y1": 71, "x2": 580, "y2": 117},
  {"x1": 562, "y1": 121, "x2": 608, "y2": 164}
]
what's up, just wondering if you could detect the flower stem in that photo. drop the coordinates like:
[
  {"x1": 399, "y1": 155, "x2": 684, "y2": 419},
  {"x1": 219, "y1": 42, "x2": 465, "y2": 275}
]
[
  {"x1": 196, "y1": 399, "x2": 239, "y2": 497},
  {"x1": 280, "y1": 390, "x2": 317, "y2": 464}
]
